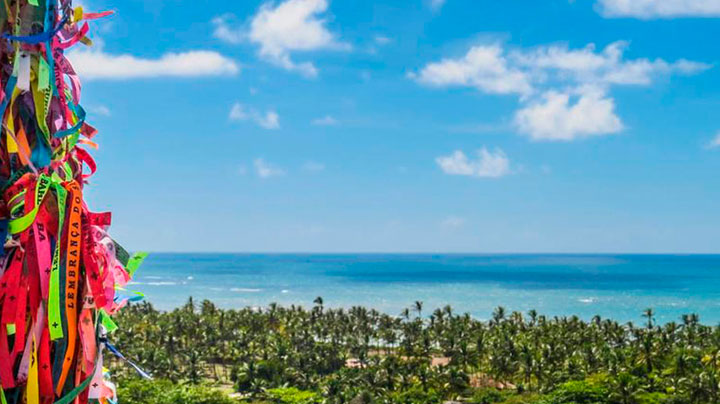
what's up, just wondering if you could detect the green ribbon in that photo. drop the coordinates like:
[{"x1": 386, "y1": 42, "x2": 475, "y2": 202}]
[
  {"x1": 48, "y1": 183, "x2": 67, "y2": 341},
  {"x1": 33, "y1": 56, "x2": 52, "y2": 144},
  {"x1": 99, "y1": 309, "x2": 118, "y2": 334},
  {"x1": 126, "y1": 252, "x2": 149, "y2": 277},
  {"x1": 8, "y1": 174, "x2": 51, "y2": 234}
]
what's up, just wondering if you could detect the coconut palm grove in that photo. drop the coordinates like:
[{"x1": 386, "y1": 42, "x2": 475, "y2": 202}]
[{"x1": 109, "y1": 298, "x2": 720, "y2": 404}]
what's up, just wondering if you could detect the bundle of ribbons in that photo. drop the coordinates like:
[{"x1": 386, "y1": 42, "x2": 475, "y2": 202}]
[{"x1": 0, "y1": 1, "x2": 147, "y2": 403}]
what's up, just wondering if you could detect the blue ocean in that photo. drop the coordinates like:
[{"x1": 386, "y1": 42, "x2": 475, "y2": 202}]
[{"x1": 130, "y1": 254, "x2": 720, "y2": 324}]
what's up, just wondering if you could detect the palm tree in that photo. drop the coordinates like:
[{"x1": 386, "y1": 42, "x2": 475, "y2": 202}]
[
  {"x1": 492, "y1": 306, "x2": 506, "y2": 324},
  {"x1": 643, "y1": 308, "x2": 655, "y2": 329},
  {"x1": 413, "y1": 301, "x2": 424, "y2": 318},
  {"x1": 611, "y1": 372, "x2": 642, "y2": 404},
  {"x1": 112, "y1": 298, "x2": 720, "y2": 404}
]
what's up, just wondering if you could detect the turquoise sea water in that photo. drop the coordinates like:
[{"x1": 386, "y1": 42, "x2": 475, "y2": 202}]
[{"x1": 131, "y1": 254, "x2": 720, "y2": 324}]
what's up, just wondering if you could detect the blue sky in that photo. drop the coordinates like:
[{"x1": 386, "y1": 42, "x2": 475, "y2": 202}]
[{"x1": 72, "y1": 0, "x2": 720, "y2": 253}]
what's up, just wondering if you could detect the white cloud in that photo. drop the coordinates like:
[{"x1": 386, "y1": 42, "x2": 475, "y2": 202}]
[
  {"x1": 413, "y1": 41, "x2": 709, "y2": 141},
  {"x1": 512, "y1": 41, "x2": 710, "y2": 86},
  {"x1": 229, "y1": 103, "x2": 248, "y2": 121},
  {"x1": 596, "y1": 0, "x2": 720, "y2": 18},
  {"x1": 414, "y1": 41, "x2": 709, "y2": 94},
  {"x1": 69, "y1": 49, "x2": 239, "y2": 80},
  {"x1": 88, "y1": 105, "x2": 111, "y2": 116},
  {"x1": 515, "y1": 87, "x2": 623, "y2": 141},
  {"x1": 411, "y1": 45, "x2": 532, "y2": 95},
  {"x1": 441, "y1": 216, "x2": 465, "y2": 229},
  {"x1": 246, "y1": 0, "x2": 349, "y2": 77},
  {"x1": 254, "y1": 158, "x2": 286, "y2": 178},
  {"x1": 229, "y1": 102, "x2": 280, "y2": 130},
  {"x1": 436, "y1": 148, "x2": 511, "y2": 178},
  {"x1": 312, "y1": 115, "x2": 338, "y2": 126},
  {"x1": 257, "y1": 111, "x2": 281, "y2": 129},
  {"x1": 708, "y1": 131, "x2": 720, "y2": 148},
  {"x1": 212, "y1": 14, "x2": 244, "y2": 44},
  {"x1": 430, "y1": 0, "x2": 447, "y2": 11},
  {"x1": 302, "y1": 161, "x2": 326, "y2": 171}
]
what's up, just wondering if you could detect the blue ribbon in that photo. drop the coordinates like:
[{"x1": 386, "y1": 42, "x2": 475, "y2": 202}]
[
  {"x1": 104, "y1": 340, "x2": 153, "y2": 380},
  {"x1": 0, "y1": 75, "x2": 17, "y2": 120},
  {"x1": 53, "y1": 104, "x2": 86, "y2": 138},
  {"x1": 0, "y1": 219, "x2": 8, "y2": 258},
  {"x1": 3, "y1": 15, "x2": 69, "y2": 44}
]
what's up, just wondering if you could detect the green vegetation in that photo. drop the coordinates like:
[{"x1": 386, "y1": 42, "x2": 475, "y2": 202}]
[
  {"x1": 265, "y1": 387, "x2": 321, "y2": 404},
  {"x1": 110, "y1": 299, "x2": 720, "y2": 404},
  {"x1": 116, "y1": 379, "x2": 236, "y2": 404}
]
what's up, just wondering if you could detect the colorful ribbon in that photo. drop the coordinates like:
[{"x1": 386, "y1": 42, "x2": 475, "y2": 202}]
[{"x1": 0, "y1": 2, "x2": 145, "y2": 403}]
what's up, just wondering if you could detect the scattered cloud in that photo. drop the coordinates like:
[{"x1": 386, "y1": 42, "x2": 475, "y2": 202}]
[
  {"x1": 229, "y1": 103, "x2": 248, "y2": 121},
  {"x1": 512, "y1": 41, "x2": 709, "y2": 86},
  {"x1": 410, "y1": 45, "x2": 532, "y2": 95},
  {"x1": 69, "y1": 48, "x2": 239, "y2": 80},
  {"x1": 312, "y1": 115, "x2": 338, "y2": 126},
  {"x1": 212, "y1": 14, "x2": 244, "y2": 44},
  {"x1": 596, "y1": 0, "x2": 720, "y2": 19},
  {"x1": 515, "y1": 86, "x2": 623, "y2": 141},
  {"x1": 413, "y1": 41, "x2": 710, "y2": 141},
  {"x1": 435, "y1": 148, "x2": 511, "y2": 178},
  {"x1": 302, "y1": 161, "x2": 326, "y2": 172},
  {"x1": 254, "y1": 158, "x2": 286, "y2": 178},
  {"x1": 229, "y1": 102, "x2": 280, "y2": 130},
  {"x1": 257, "y1": 111, "x2": 281, "y2": 129},
  {"x1": 441, "y1": 216, "x2": 465, "y2": 229},
  {"x1": 88, "y1": 105, "x2": 111, "y2": 117},
  {"x1": 708, "y1": 131, "x2": 720, "y2": 149},
  {"x1": 239, "y1": 0, "x2": 349, "y2": 78}
]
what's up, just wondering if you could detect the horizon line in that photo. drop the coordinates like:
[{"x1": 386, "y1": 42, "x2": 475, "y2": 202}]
[{"x1": 136, "y1": 251, "x2": 720, "y2": 256}]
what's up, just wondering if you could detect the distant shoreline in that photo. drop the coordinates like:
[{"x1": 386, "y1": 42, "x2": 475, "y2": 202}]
[
  {"x1": 129, "y1": 253, "x2": 720, "y2": 324},
  {"x1": 140, "y1": 251, "x2": 720, "y2": 256},
  {"x1": 133, "y1": 297, "x2": 705, "y2": 328}
]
